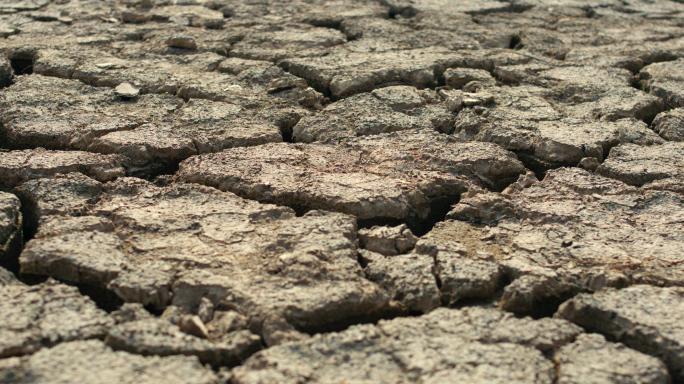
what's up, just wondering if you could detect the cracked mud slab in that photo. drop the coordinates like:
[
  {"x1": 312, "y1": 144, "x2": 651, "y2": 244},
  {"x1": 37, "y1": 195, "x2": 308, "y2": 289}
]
[
  {"x1": 178, "y1": 130, "x2": 525, "y2": 227},
  {"x1": 231, "y1": 306, "x2": 666, "y2": 384},
  {"x1": 557, "y1": 285, "x2": 684, "y2": 382},
  {"x1": 0, "y1": 340, "x2": 219, "y2": 384},
  {"x1": 2, "y1": 0, "x2": 684, "y2": 381},
  {"x1": 0, "y1": 75, "x2": 303, "y2": 176},
  {"x1": 18, "y1": 176, "x2": 394, "y2": 345},
  {"x1": 445, "y1": 167, "x2": 684, "y2": 315},
  {"x1": 0, "y1": 148, "x2": 125, "y2": 189},
  {"x1": 597, "y1": 142, "x2": 684, "y2": 193},
  {"x1": 0, "y1": 279, "x2": 113, "y2": 359},
  {"x1": 451, "y1": 72, "x2": 664, "y2": 167},
  {"x1": 555, "y1": 333, "x2": 670, "y2": 384}
]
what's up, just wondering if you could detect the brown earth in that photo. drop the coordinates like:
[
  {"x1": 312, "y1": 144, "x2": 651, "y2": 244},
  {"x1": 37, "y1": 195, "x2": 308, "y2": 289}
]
[{"x1": 2, "y1": 0, "x2": 684, "y2": 382}]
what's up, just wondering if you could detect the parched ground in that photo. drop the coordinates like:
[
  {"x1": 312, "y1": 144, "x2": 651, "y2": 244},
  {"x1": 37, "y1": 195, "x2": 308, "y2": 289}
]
[{"x1": 2, "y1": 0, "x2": 684, "y2": 382}]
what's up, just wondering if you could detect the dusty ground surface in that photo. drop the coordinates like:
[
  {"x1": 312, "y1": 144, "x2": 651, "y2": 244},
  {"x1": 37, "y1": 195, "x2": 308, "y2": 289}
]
[{"x1": 2, "y1": 0, "x2": 684, "y2": 382}]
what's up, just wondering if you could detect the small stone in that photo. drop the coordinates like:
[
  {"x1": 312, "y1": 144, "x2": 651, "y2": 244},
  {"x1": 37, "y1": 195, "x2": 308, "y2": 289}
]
[
  {"x1": 167, "y1": 36, "x2": 197, "y2": 50},
  {"x1": 207, "y1": 311, "x2": 248, "y2": 336},
  {"x1": 161, "y1": 306, "x2": 186, "y2": 326},
  {"x1": 445, "y1": 68, "x2": 496, "y2": 89},
  {"x1": 114, "y1": 82, "x2": 140, "y2": 98},
  {"x1": 120, "y1": 11, "x2": 150, "y2": 23},
  {"x1": 179, "y1": 315, "x2": 209, "y2": 339},
  {"x1": 358, "y1": 224, "x2": 418, "y2": 256},
  {"x1": 197, "y1": 297, "x2": 214, "y2": 324},
  {"x1": 578, "y1": 157, "x2": 600, "y2": 172},
  {"x1": 503, "y1": 171, "x2": 539, "y2": 194}
]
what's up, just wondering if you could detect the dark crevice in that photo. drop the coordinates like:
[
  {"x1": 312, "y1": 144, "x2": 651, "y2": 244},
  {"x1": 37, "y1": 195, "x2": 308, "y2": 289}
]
[
  {"x1": 512, "y1": 294, "x2": 578, "y2": 320},
  {"x1": 628, "y1": 77, "x2": 667, "y2": 125},
  {"x1": 0, "y1": 125, "x2": 8, "y2": 150},
  {"x1": 388, "y1": 7, "x2": 418, "y2": 19},
  {"x1": 289, "y1": 204, "x2": 311, "y2": 217},
  {"x1": 280, "y1": 124, "x2": 294, "y2": 143},
  {"x1": 357, "y1": 217, "x2": 405, "y2": 232},
  {"x1": 509, "y1": 34, "x2": 524, "y2": 50},
  {"x1": 0, "y1": 211, "x2": 23, "y2": 275},
  {"x1": 9, "y1": 49, "x2": 37, "y2": 76},
  {"x1": 18, "y1": 273, "x2": 49, "y2": 286},
  {"x1": 515, "y1": 152, "x2": 572, "y2": 181},
  {"x1": 296, "y1": 304, "x2": 407, "y2": 336},
  {"x1": 75, "y1": 282, "x2": 124, "y2": 312},
  {"x1": 434, "y1": 270, "x2": 443, "y2": 290},
  {"x1": 355, "y1": 195, "x2": 460, "y2": 238},
  {"x1": 125, "y1": 158, "x2": 184, "y2": 181},
  {"x1": 10, "y1": 58, "x2": 34, "y2": 75},
  {"x1": 420, "y1": 195, "x2": 461, "y2": 236},
  {"x1": 305, "y1": 18, "x2": 343, "y2": 30},
  {"x1": 15, "y1": 191, "x2": 40, "y2": 244},
  {"x1": 449, "y1": 297, "x2": 500, "y2": 311},
  {"x1": 356, "y1": 250, "x2": 369, "y2": 269},
  {"x1": 278, "y1": 114, "x2": 304, "y2": 143},
  {"x1": 639, "y1": 109, "x2": 660, "y2": 126}
]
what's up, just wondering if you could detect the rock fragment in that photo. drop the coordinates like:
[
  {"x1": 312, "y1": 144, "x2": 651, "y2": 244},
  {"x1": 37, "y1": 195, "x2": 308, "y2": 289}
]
[
  {"x1": 445, "y1": 67, "x2": 496, "y2": 88},
  {"x1": 0, "y1": 340, "x2": 219, "y2": 384},
  {"x1": 232, "y1": 307, "x2": 582, "y2": 384},
  {"x1": 113, "y1": 82, "x2": 140, "y2": 98},
  {"x1": 597, "y1": 142, "x2": 684, "y2": 192},
  {"x1": 0, "y1": 279, "x2": 113, "y2": 358},
  {"x1": 105, "y1": 318, "x2": 261, "y2": 366},
  {"x1": 653, "y1": 108, "x2": 684, "y2": 141},
  {"x1": 557, "y1": 285, "x2": 684, "y2": 381},
  {"x1": 166, "y1": 35, "x2": 197, "y2": 50},
  {"x1": 0, "y1": 148, "x2": 125, "y2": 189},
  {"x1": 555, "y1": 333, "x2": 670, "y2": 384},
  {"x1": 358, "y1": 224, "x2": 418, "y2": 256},
  {"x1": 641, "y1": 59, "x2": 684, "y2": 108},
  {"x1": 362, "y1": 251, "x2": 440, "y2": 313}
]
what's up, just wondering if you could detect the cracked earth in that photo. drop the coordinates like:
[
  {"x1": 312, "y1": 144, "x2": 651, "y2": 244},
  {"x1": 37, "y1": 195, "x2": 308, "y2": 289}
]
[{"x1": 2, "y1": 0, "x2": 684, "y2": 383}]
